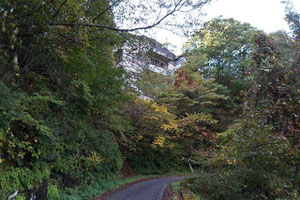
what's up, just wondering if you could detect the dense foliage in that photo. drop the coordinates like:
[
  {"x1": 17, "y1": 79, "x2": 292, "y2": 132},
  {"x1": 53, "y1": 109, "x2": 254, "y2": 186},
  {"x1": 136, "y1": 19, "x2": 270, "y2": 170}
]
[
  {"x1": 0, "y1": 1, "x2": 299, "y2": 200},
  {"x1": 185, "y1": 18, "x2": 258, "y2": 81},
  {"x1": 0, "y1": 1, "x2": 125, "y2": 199},
  {"x1": 183, "y1": 16, "x2": 300, "y2": 200}
]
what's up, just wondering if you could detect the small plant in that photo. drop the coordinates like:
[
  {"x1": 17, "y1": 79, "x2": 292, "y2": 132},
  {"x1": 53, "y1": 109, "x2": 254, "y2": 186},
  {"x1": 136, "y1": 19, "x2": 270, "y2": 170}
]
[
  {"x1": 171, "y1": 181, "x2": 181, "y2": 192},
  {"x1": 14, "y1": 194, "x2": 26, "y2": 200},
  {"x1": 47, "y1": 185, "x2": 59, "y2": 200}
]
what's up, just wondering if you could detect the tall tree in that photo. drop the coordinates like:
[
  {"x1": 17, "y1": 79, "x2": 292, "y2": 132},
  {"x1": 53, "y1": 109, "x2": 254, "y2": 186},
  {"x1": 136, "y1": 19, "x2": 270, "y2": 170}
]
[
  {"x1": 283, "y1": 0, "x2": 300, "y2": 69},
  {"x1": 185, "y1": 18, "x2": 259, "y2": 83}
]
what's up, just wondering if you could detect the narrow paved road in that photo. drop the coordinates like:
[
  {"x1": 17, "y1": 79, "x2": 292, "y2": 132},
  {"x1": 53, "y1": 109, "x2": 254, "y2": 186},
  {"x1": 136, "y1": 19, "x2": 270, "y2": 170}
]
[{"x1": 104, "y1": 176, "x2": 184, "y2": 200}]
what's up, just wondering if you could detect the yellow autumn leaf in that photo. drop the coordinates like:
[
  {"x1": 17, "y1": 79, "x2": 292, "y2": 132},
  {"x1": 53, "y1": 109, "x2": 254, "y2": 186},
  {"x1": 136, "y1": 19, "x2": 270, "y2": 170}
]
[{"x1": 152, "y1": 135, "x2": 166, "y2": 148}]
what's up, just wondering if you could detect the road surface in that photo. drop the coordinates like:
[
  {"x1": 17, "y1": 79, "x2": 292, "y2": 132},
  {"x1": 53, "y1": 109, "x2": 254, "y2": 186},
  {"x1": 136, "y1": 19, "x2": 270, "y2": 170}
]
[{"x1": 104, "y1": 176, "x2": 184, "y2": 200}]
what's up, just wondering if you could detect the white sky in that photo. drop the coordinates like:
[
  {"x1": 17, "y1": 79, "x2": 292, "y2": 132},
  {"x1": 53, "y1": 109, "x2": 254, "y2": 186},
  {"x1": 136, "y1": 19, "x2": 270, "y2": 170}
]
[{"x1": 154, "y1": 0, "x2": 300, "y2": 55}]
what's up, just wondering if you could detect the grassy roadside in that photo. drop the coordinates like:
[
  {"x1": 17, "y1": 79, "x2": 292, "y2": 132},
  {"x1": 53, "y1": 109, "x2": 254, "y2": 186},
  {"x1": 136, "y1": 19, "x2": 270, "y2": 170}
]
[{"x1": 163, "y1": 175, "x2": 201, "y2": 200}]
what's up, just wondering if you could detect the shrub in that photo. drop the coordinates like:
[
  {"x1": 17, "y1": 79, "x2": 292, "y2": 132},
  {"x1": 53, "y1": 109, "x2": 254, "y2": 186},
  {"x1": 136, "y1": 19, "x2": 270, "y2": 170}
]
[
  {"x1": 220, "y1": 120, "x2": 290, "y2": 173},
  {"x1": 189, "y1": 169, "x2": 298, "y2": 200},
  {"x1": 15, "y1": 194, "x2": 26, "y2": 200},
  {"x1": 0, "y1": 164, "x2": 50, "y2": 200},
  {"x1": 188, "y1": 120, "x2": 299, "y2": 199},
  {"x1": 47, "y1": 185, "x2": 60, "y2": 200}
]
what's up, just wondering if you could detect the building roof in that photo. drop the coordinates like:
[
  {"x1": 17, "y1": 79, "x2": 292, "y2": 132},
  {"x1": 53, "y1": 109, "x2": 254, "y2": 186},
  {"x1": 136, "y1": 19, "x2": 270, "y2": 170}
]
[{"x1": 153, "y1": 46, "x2": 176, "y2": 60}]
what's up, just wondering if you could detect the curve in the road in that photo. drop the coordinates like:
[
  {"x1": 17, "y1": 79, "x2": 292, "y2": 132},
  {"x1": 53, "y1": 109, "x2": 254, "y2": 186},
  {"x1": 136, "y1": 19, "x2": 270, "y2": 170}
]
[{"x1": 104, "y1": 176, "x2": 185, "y2": 200}]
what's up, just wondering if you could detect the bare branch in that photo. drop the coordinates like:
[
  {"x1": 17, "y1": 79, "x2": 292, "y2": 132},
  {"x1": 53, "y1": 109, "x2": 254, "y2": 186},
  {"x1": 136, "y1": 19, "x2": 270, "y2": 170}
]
[
  {"x1": 56, "y1": 32, "x2": 85, "y2": 46},
  {"x1": 53, "y1": 0, "x2": 68, "y2": 19},
  {"x1": 56, "y1": 32, "x2": 92, "y2": 55},
  {"x1": 92, "y1": 0, "x2": 123, "y2": 22},
  {"x1": 19, "y1": 0, "x2": 210, "y2": 35},
  {"x1": 20, "y1": 0, "x2": 186, "y2": 32},
  {"x1": 26, "y1": 1, "x2": 51, "y2": 17}
]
